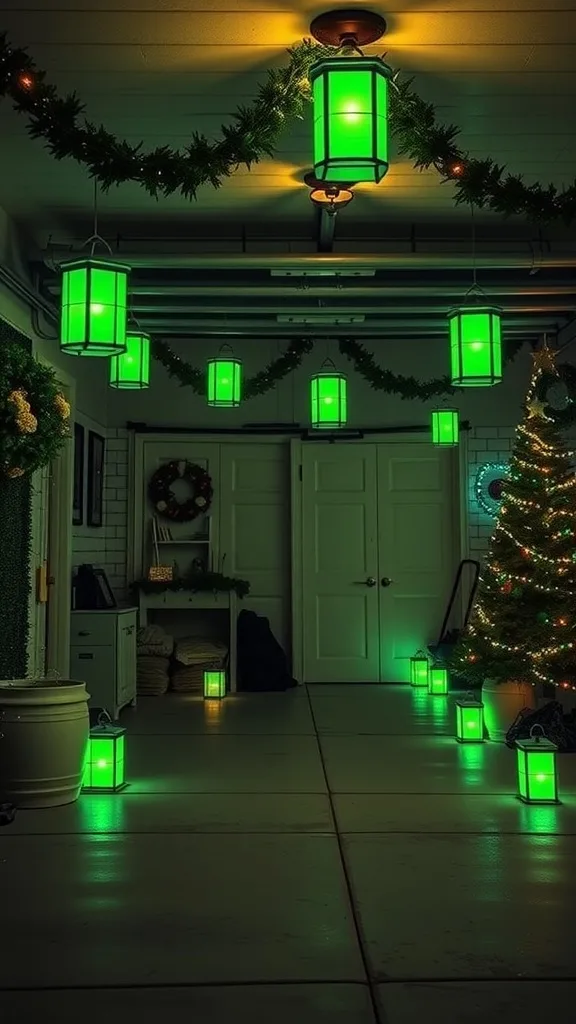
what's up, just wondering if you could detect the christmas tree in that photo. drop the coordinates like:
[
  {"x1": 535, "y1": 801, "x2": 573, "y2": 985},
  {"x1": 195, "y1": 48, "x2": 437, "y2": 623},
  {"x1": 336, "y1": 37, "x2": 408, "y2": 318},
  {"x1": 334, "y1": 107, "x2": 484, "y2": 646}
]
[{"x1": 453, "y1": 344, "x2": 576, "y2": 692}]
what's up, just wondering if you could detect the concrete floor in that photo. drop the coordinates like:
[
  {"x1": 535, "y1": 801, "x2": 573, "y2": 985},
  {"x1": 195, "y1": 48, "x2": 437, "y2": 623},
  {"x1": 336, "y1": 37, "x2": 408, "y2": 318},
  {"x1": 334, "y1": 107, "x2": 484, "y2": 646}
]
[{"x1": 2, "y1": 684, "x2": 576, "y2": 1023}]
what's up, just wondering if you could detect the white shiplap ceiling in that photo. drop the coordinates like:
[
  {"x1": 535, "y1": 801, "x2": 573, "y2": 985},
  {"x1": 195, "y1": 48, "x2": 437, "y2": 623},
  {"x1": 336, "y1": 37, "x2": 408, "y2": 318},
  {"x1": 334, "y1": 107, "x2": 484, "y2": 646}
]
[{"x1": 0, "y1": 0, "x2": 575, "y2": 239}]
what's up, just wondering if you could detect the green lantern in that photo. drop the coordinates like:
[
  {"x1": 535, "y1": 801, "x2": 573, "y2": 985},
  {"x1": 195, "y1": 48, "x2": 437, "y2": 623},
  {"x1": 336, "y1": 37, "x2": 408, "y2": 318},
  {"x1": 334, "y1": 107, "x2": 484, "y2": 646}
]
[
  {"x1": 516, "y1": 725, "x2": 559, "y2": 804},
  {"x1": 204, "y1": 669, "x2": 226, "y2": 699},
  {"x1": 83, "y1": 722, "x2": 126, "y2": 792},
  {"x1": 310, "y1": 362, "x2": 347, "y2": 429},
  {"x1": 449, "y1": 306, "x2": 503, "y2": 386},
  {"x1": 60, "y1": 258, "x2": 130, "y2": 357},
  {"x1": 310, "y1": 56, "x2": 393, "y2": 184},
  {"x1": 428, "y1": 665, "x2": 449, "y2": 695},
  {"x1": 410, "y1": 650, "x2": 429, "y2": 687},
  {"x1": 206, "y1": 346, "x2": 242, "y2": 407},
  {"x1": 431, "y1": 408, "x2": 459, "y2": 447},
  {"x1": 109, "y1": 332, "x2": 151, "y2": 389},
  {"x1": 455, "y1": 694, "x2": 485, "y2": 743}
]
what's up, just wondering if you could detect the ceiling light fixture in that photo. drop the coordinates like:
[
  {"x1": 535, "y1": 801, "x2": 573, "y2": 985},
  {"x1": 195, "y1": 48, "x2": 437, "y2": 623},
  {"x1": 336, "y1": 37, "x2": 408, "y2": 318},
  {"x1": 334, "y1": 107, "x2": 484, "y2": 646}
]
[
  {"x1": 304, "y1": 173, "x2": 354, "y2": 215},
  {"x1": 309, "y1": 9, "x2": 392, "y2": 184}
]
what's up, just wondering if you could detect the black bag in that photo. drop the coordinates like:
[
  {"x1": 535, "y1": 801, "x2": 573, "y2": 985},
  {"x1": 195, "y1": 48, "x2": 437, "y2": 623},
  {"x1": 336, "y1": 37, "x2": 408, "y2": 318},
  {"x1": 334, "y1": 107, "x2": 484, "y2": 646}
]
[
  {"x1": 505, "y1": 700, "x2": 576, "y2": 753},
  {"x1": 237, "y1": 609, "x2": 298, "y2": 692}
]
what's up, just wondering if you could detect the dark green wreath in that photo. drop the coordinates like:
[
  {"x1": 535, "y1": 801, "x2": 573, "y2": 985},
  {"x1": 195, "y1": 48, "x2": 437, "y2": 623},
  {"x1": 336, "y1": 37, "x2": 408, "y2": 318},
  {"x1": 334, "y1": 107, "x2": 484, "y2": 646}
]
[
  {"x1": 0, "y1": 338, "x2": 70, "y2": 476},
  {"x1": 148, "y1": 460, "x2": 213, "y2": 522},
  {"x1": 1, "y1": 30, "x2": 575, "y2": 221},
  {"x1": 534, "y1": 364, "x2": 576, "y2": 429}
]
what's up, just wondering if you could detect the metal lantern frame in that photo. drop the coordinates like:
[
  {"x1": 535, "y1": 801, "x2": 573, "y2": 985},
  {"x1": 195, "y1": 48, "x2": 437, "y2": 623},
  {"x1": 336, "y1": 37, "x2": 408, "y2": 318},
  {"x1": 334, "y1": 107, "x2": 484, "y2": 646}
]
[
  {"x1": 310, "y1": 362, "x2": 348, "y2": 429},
  {"x1": 83, "y1": 721, "x2": 127, "y2": 792},
  {"x1": 448, "y1": 305, "x2": 503, "y2": 387},
  {"x1": 428, "y1": 665, "x2": 449, "y2": 696},
  {"x1": 60, "y1": 257, "x2": 130, "y2": 357},
  {"x1": 206, "y1": 346, "x2": 243, "y2": 408},
  {"x1": 516, "y1": 725, "x2": 559, "y2": 804},
  {"x1": 310, "y1": 55, "x2": 393, "y2": 184},
  {"x1": 204, "y1": 669, "x2": 227, "y2": 700},
  {"x1": 410, "y1": 650, "x2": 430, "y2": 687},
  {"x1": 455, "y1": 694, "x2": 485, "y2": 743},
  {"x1": 109, "y1": 331, "x2": 151, "y2": 389},
  {"x1": 431, "y1": 408, "x2": 459, "y2": 447}
]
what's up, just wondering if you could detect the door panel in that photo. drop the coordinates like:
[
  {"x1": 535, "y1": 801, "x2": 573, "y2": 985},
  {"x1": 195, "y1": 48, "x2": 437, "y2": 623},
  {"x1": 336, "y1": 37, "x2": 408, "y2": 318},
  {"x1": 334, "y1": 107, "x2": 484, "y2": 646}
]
[
  {"x1": 377, "y1": 444, "x2": 457, "y2": 682},
  {"x1": 301, "y1": 444, "x2": 380, "y2": 683}
]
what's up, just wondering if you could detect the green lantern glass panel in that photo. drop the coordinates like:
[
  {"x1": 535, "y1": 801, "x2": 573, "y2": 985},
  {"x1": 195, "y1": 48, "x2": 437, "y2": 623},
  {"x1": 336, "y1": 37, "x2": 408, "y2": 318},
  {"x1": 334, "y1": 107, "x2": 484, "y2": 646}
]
[
  {"x1": 455, "y1": 697, "x2": 484, "y2": 742},
  {"x1": 206, "y1": 354, "x2": 242, "y2": 407},
  {"x1": 83, "y1": 725, "x2": 126, "y2": 792},
  {"x1": 431, "y1": 409, "x2": 459, "y2": 447},
  {"x1": 310, "y1": 371, "x2": 347, "y2": 429},
  {"x1": 109, "y1": 332, "x2": 151, "y2": 389},
  {"x1": 516, "y1": 733, "x2": 559, "y2": 804},
  {"x1": 410, "y1": 651, "x2": 429, "y2": 687},
  {"x1": 204, "y1": 669, "x2": 226, "y2": 699},
  {"x1": 449, "y1": 306, "x2": 503, "y2": 387},
  {"x1": 60, "y1": 258, "x2": 130, "y2": 357},
  {"x1": 428, "y1": 665, "x2": 449, "y2": 695},
  {"x1": 310, "y1": 56, "x2": 392, "y2": 184}
]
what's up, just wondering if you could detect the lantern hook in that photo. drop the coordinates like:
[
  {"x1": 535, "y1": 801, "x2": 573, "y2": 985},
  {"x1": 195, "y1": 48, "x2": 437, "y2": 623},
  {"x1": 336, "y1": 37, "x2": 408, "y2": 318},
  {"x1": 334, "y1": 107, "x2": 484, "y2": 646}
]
[
  {"x1": 310, "y1": 10, "x2": 387, "y2": 49},
  {"x1": 529, "y1": 723, "x2": 547, "y2": 743}
]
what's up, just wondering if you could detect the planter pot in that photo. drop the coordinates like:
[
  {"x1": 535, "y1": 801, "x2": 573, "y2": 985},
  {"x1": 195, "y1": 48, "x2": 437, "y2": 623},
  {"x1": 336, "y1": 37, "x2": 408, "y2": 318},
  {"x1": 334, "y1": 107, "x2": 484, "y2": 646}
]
[
  {"x1": 0, "y1": 679, "x2": 90, "y2": 809},
  {"x1": 482, "y1": 678, "x2": 536, "y2": 744}
]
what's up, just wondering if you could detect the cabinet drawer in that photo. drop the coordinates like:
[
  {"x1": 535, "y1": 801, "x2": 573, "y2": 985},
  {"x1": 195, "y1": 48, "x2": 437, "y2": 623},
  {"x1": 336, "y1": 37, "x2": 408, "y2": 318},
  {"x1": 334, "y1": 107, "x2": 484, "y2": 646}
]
[{"x1": 71, "y1": 617, "x2": 115, "y2": 647}]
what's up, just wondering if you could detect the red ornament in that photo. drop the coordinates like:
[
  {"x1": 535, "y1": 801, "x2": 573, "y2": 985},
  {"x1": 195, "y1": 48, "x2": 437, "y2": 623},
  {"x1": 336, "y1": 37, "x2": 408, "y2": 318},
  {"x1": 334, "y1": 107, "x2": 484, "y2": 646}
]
[
  {"x1": 501, "y1": 581, "x2": 513, "y2": 594},
  {"x1": 17, "y1": 72, "x2": 34, "y2": 90}
]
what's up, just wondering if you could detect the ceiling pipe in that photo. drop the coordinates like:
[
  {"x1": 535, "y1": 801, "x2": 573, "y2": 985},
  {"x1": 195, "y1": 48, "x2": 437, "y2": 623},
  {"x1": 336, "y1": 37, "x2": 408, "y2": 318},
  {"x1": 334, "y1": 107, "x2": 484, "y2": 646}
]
[
  {"x1": 136, "y1": 320, "x2": 548, "y2": 336},
  {"x1": 127, "y1": 301, "x2": 576, "y2": 315}
]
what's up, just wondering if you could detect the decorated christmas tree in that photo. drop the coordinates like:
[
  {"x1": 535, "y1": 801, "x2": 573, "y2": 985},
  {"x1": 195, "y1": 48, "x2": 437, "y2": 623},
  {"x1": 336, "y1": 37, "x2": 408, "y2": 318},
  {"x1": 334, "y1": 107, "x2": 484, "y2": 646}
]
[{"x1": 453, "y1": 344, "x2": 576, "y2": 692}]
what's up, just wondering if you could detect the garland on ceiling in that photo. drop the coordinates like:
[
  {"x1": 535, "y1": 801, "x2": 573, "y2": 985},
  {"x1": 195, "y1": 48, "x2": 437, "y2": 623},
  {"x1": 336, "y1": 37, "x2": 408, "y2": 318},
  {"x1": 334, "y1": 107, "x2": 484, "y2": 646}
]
[{"x1": 0, "y1": 32, "x2": 575, "y2": 222}]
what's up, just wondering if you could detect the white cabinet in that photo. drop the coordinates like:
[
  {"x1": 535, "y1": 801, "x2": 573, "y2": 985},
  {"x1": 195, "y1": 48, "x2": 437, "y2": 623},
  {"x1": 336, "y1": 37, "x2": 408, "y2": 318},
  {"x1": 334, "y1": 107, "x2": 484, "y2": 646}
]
[{"x1": 70, "y1": 608, "x2": 138, "y2": 719}]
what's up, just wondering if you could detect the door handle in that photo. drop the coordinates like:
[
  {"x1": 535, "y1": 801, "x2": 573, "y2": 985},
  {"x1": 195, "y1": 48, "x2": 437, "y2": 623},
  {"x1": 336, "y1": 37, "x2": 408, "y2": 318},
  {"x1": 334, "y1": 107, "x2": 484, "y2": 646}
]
[
  {"x1": 381, "y1": 577, "x2": 393, "y2": 588},
  {"x1": 354, "y1": 577, "x2": 376, "y2": 587}
]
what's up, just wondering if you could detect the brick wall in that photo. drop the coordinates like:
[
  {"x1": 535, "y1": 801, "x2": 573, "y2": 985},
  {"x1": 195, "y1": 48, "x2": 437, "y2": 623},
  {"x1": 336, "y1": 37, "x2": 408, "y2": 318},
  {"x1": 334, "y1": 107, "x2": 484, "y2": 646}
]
[{"x1": 466, "y1": 426, "x2": 515, "y2": 562}]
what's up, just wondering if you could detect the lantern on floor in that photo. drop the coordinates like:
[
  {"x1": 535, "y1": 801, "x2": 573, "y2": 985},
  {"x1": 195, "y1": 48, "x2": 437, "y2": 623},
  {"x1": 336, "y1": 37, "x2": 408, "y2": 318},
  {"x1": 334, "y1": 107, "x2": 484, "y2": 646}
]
[
  {"x1": 60, "y1": 258, "x2": 130, "y2": 356},
  {"x1": 428, "y1": 665, "x2": 449, "y2": 695},
  {"x1": 206, "y1": 346, "x2": 242, "y2": 407},
  {"x1": 109, "y1": 331, "x2": 151, "y2": 389},
  {"x1": 410, "y1": 650, "x2": 430, "y2": 687},
  {"x1": 83, "y1": 717, "x2": 126, "y2": 792},
  {"x1": 310, "y1": 361, "x2": 347, "y2": 429},
  {"x1": 204, "y1": 669, "x2": 226, "y2": 700},
  {"x1": 449, "y1": 306, "x2": 503, "y2": 387},
  {"x1": 516, "y1": 725, "x2": 559, "y2": 804},
  {"x1": 455, "y1": 693, "x2": 485, "y2": 743},
  {"x1": 431, "y1": 408, "x2": 459, "y2": 447}
]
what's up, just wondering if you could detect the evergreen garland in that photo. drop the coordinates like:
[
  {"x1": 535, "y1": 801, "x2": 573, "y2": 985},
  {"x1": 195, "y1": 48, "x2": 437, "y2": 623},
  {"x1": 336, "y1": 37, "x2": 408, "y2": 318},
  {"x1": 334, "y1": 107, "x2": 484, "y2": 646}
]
[
  {"x1": 131, "y1": 571, "x2": 250, "y2": 600},
  {"x1": 1, "y1": 30, "x2": 575, "y2": 221}
]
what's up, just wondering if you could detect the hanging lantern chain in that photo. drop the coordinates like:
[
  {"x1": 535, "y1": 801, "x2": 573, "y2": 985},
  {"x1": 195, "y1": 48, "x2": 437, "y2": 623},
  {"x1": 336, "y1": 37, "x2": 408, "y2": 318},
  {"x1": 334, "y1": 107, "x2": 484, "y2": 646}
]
[{"x1": 82, "y1": 179, "x2": 113, "y2": 257}]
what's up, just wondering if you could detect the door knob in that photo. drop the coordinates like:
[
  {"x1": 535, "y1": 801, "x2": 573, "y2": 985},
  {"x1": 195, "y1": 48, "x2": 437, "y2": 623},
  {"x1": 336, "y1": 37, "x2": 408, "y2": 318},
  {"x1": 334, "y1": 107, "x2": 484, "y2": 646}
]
[
  {"x1": 381, "y1": 577, "x2": 393, "y2": 588},
  {"x1": 354, "y1": 577, "x2": 376, "y2": 587}
]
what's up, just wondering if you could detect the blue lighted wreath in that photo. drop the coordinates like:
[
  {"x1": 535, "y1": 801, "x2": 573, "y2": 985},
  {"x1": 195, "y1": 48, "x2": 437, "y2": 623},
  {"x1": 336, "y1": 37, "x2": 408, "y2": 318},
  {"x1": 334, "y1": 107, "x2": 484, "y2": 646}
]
[{"x1": 475, "y1": 462, "x2": 509, "y2": 517}]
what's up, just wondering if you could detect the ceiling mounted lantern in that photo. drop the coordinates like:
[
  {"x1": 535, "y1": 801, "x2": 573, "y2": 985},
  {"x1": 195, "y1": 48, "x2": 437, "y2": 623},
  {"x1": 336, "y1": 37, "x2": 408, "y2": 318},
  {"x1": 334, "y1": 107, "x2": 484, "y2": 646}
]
[
  {"x1": 109, "y1": 331, "x2": 151, "y2": 389},
  {"x1": 60, "y1": 257, "x2": 130, "y2": 357},
  {"x1": 309, "y1": 10, "x2": 392, "y2": 184},
  {"x1": 310, "y1": 360, "x2": 348, "y2": 429},
  {"x1": 206, "y1": 345, "x2": 242, "y2": 407},
  {"x1": 431, "y1": 408, "x2": 459, "y2": 447},
  {"x1": 304, "y1": 172, "x2": 354, "y2": 215},
  {"x1": 448, "y1": 305, "x2": 503, "y2": 387}
]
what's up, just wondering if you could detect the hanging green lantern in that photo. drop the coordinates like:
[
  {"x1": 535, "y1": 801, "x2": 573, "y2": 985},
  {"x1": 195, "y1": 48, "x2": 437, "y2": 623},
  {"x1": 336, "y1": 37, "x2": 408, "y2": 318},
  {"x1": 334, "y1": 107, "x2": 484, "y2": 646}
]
[
  {"x1": 309, "y1": 56, "x2": 393, "y2": 184},
  {"x1": 60, "y1": 258, "x2": 130, "y2": 357},
  {"x1": 431, "y1": 408, "x2": 459, "y2": 447},
  {"x1": 109, "y1": 332, "x2": 151, "y2": 390},
  {"x1": 448, "y1": 306, "x2": 503, "y2": 387},
  {"x1": 310, "y1": 362, "x2": 347, "y2": 429},
  {"x1": 206, "y1": 346, "x2": 242, "y2": 407}
]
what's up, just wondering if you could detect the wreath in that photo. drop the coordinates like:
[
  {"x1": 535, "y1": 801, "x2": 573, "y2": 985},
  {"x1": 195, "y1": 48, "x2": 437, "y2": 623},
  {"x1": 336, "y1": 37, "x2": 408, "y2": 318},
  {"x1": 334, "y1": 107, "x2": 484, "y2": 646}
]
[
  {"x1": 0, "y1": 338, "x2": 70, "y2": 477},
  {"x1": 534, "y1": 364, "x2": 576, "y2": 429},
  {"x1": 148, "y1": 460, "x2": 213, "y2": 522}
]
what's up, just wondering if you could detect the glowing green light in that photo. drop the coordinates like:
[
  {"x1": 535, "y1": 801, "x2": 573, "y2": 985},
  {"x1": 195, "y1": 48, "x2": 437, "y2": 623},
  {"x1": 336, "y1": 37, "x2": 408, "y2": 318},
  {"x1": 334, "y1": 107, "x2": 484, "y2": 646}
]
[
  {"x1": 204, "y1": 670, "x2": 226, "y2": 699},
  {"x1": 428, "y1": 665, "x2": 449, "y2": 695},
  {"x1": 449, "y1": 306, "x2": 503, "y2": 386},
  {"x1": 83, "y1": 725, "x2": 126, "y2": 792},
  {"x1": 310, "y1": 56, "x2": 392, "y2": 184},
  {"x1": 310, "y1": 370, "x2": 347, "y2": 429},
  {"x1": 516, "y1": 735, "x2": 559, "y2": 804},
  {"x1": 206, "y1": 352, "x2": 242, "y2": 407},
  {"x1": 60, "y1": 258, "x2": 130, "y2": 356},
  {"x1": 410, "y1": 651, "x2": 429, "y2": 687},
  {"x1": 431, "y1": 408, "x2": 459, "y2": 447},
  {"x1": 109, "y1": 332, "x2": 150, "y2": 389},
  {"x1": 455, "y1": 697, "x2": 484, "y2": 742}
]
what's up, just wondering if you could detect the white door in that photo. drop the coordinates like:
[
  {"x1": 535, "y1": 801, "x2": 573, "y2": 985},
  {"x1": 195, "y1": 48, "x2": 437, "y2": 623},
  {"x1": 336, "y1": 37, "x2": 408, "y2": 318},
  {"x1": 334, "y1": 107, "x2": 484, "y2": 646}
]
[
  {"x1": 377, "y1": 443, "x2": 457, "y2": 682},
  {"x1": 301, "y1": 443, "x2": 380, "y2": 683}
]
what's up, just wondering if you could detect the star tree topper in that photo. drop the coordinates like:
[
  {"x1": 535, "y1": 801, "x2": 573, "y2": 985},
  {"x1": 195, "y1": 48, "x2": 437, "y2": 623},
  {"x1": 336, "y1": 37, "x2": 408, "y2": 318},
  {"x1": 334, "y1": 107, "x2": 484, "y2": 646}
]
[{"x1": 533, "y1": 342, "x2": 558, "y2": 374}]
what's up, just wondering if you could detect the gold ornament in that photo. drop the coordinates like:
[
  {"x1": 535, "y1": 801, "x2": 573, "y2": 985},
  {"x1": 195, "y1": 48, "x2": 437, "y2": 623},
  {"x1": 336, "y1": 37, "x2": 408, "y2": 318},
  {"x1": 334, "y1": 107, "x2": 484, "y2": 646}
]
[
  {"x1": 8, "y1": 388, "x2": 28, "y2": 410},
  {"x1": 527, "y1": 399, "x2": 547, "y2": 419},
  {"x1": 532, "y1": 344, "x2": 558, "y2": 374},
  {"x1": 54, "y1": 392, "x2": 71, "y2": 419},
  {"x1": 16, "y1": 410, "x2": 38, "y2": 433},
  {"x1": 6, "y1": 466, "x2": 25, "y2": 478}
]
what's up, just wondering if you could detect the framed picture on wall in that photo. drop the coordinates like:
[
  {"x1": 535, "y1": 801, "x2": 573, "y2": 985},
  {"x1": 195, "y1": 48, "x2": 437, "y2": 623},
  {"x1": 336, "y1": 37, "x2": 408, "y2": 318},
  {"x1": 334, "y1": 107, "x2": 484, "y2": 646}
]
[
  {"x1": 87, "y1": 430, "x2": 105, "y2": 528},
  {"x1": 72, "y1": 422, "x2": 84, "y2": 526}
]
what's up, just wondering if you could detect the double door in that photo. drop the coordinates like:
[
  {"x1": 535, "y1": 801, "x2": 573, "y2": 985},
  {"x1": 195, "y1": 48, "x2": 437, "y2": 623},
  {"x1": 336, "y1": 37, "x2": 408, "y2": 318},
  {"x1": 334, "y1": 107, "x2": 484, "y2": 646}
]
[{"x1": 299, "y1": 441, "x2": 459, "y2": 683}]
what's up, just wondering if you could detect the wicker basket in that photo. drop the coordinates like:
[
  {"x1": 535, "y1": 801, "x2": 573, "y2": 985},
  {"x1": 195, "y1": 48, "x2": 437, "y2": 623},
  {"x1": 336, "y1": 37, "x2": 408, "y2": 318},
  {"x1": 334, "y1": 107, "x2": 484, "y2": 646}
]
[{"x1": 171, "y1": 659, "x2": 224, "y2": 694}]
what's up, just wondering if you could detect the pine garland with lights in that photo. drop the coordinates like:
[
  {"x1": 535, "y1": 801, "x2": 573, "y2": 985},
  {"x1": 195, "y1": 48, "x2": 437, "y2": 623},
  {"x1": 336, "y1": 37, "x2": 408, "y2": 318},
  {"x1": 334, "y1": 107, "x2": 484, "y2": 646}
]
[
  {"x1": 1, "y1": 29, "x2": 576, "y2": 221},
  {"x1": 452, "y1": 344, "x2": 576, "y2": 691}
]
